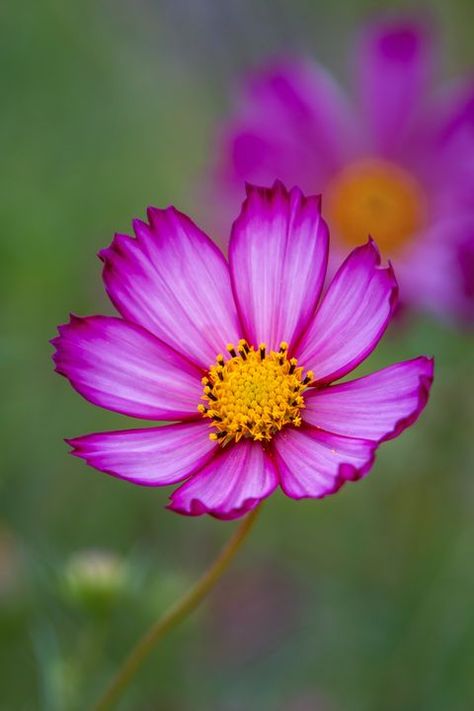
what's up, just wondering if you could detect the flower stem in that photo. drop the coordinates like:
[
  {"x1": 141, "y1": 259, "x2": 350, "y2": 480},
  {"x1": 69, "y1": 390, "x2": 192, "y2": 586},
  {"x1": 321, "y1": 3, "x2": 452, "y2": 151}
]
[{"x1": 93, "y1": 505, "x2": 262, "y2": 710}]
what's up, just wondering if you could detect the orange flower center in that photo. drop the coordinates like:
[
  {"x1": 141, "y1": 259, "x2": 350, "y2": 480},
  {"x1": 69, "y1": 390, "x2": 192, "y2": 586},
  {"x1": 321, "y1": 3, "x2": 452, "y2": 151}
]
[
  {"x1": 326, "y1": 159, "x2": 425, "y2": 253},
  {"x1": 199, "y1": 340, "x2": 313, "y2": 446}
]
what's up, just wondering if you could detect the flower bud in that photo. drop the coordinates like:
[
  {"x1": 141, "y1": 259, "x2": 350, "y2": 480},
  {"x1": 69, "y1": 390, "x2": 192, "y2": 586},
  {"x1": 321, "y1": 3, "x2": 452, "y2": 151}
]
[{"x1": 62, "y1": 549, "x2": 128, "y2": 613}]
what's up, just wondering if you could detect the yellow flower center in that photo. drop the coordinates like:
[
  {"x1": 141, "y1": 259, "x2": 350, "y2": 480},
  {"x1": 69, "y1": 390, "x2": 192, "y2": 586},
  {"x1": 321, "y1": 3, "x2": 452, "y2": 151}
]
[
  {"x1": 199, "y1": 340, "x2": 313, "y2": 446},
  {"x1": 326, "y1": 159, "x2": 425, "y2": 253}
]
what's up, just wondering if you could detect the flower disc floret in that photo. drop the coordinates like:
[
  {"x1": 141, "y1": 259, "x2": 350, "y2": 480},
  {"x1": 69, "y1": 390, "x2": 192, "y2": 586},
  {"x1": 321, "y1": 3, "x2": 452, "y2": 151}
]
[{"x1": 199, "y1": 340, "x2": 314, "y2": 445}]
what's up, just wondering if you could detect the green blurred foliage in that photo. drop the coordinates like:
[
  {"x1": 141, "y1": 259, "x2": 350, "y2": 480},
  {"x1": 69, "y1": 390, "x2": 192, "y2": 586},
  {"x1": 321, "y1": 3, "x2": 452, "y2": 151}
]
[{"x1": 0, "y1": 0, "x2": 473, "y2": 709}]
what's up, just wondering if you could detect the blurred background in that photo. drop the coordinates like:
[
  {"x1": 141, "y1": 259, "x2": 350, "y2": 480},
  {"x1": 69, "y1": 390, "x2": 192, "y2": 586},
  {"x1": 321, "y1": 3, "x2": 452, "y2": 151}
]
[{"x1": 1, "y1": 0, "x2": 473, "y2": 709}]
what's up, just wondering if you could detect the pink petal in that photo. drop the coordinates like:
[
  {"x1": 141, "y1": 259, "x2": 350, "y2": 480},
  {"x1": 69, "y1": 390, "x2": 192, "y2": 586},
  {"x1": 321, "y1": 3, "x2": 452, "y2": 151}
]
[
  {"x1": 436, "y1": 81, "x2": 474, "y2": 167},
  {"x1": 433, "y1": 83, "x2": 474, "y2": 210},
  {"x1": 303, "y1": 357, "x2": 434, "y2": 442},
  {"x1": 296, "y1": 239, "x2": 398, "y2": 384},
  {"x1": 399, "y1": 82, "x2": 474, "y2": 213},
  {"x1": 219, "y1": 59, "x2": 357, "y2": 192},
  {"x1": 458, "y1": 233, "x2": 474, "y2": 321},
  {"x1": 396, "y1": 217, "x2": 474, "y2": 324},
  {"x1": 100, "y1": 206, "x2": 241, "y2": 369},
  {"x1": 357, "y1": 18, "x2": 433, "y2": 155},
  {"x1": 168, "y1": 440, "x2": 278, "y2": 520},
  {"x1": 67, "y1": 421, "x2": 217, "y2": 486},
  {"x1": 274, "y1": 426, "x2": 377, "y2": 499},
  {"x1": 52, "y1": 315, "x2": 202, "y2": 420},
  {"x1": 229, "y1": 182, "x2": 329, "y2": 351}
]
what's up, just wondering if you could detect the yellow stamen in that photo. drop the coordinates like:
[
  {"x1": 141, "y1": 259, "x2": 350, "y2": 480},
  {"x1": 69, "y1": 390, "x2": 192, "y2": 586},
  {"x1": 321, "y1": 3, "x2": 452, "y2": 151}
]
[
  {"x1": 326, "y1": 159, "x2": 425, "y2": 253},
  {"x1": 198, "y1": 340, "x2": 312, "y2": 445}
]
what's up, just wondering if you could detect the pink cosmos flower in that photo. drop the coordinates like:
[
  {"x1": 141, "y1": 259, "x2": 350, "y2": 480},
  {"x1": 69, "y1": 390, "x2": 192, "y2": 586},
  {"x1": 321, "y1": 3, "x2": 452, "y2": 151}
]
[
  {"x1": 52, "y1": 182, "x2": 433, "y2": 520},
  {"x1": 216, "y1": 17, "x2": 474, "y2": 323}
]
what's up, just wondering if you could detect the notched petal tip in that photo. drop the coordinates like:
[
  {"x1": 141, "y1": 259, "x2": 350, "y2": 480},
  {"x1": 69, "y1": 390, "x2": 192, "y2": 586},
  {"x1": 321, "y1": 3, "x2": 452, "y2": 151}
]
[
  {"x1": 209, "y1": 496, "x2": 262, "y2": 520},
  {"x1": 355, "y1": 238, "x2": 399, "y2": 296},
  {"x1": 382, "y1": 355, "x2": 434, "y2": 442},
  {"x1": 242, "y1": 180, "x2": 322, "y2": 214},
  {"x1": 145, "y1": 204, "x2": 174, "y2": 228},
  {"x1": 65, "y1": 437, "x2": 88, "y2": 459},
  {"x1": 295, "y1": 236, "x2": 402, "y2": 383},
  {"x1": 98, "y1": 207, "x2": 184, "y2": 267},
  {"x1": 51, "y1": 315, "x2": 81, "y2": 378},
  {"x1": 386, "y1": 265, "x2": 400, "y2": 312},
  {"x1": 98, "y1": 233, "x2": 134, "y2": 264},
  {"x1": 51, "y1": 313, "x2": 85, "y2": 366},
  {"x1": 366, "y1": 234, "x2": 379, "y2": 252},
  {"x1": 243, "y1": 180, "x2": 281, "y2": 201},
  {"x1": 276, "y1": 427, "x2": 378, "y2": 502},
  {"x1": 65, "y1": 432, "x2": 91, "y2": 449},
  {"x1": 357, "y1": 236, "x2": 382, "y2": 263},
  {"x1": 98, "y1": 247, "x2": 109, "y2": 263},
  {"x1": 145, "y1": 205, "x2": 162, "y2": 224},
  {"x1": 167, "y1": 494, "x2": 261, "y2": 521},
  {"x1": 55, "y1": 313, "x2": 87, "y2": 336},
  {"x1": 167, "y1": 442, "x2": 277, "y2": 520},
  {"x1": 364, "y1": 238, "x2": 398, "y2": 287},
  {"x1": 64, "y1": 434, "x2": 97, "y2": 465},
  {"x1": 145, "y1": 205, "x2": 195, "y2": 240},
  {"x1": 341, "y1": 238, "x2": 399, "y2": 288},
  {"x1": 328, "y1": 448, "x2": 378, "y2": 495}
]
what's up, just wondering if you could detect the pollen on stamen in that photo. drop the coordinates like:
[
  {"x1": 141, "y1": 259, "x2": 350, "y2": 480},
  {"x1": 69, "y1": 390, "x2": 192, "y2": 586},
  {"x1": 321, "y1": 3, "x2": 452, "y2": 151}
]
[
  {"x1": 238, "y1": 339, "x2": 250, "y2": 355},
  {"x1": 199, "y1": 341, "x2": 313, "y2": 445}
]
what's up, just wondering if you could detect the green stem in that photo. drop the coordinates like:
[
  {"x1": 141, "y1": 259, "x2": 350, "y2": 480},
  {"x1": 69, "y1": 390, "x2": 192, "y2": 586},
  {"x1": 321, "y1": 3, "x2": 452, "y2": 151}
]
[{"x1": 93, "y1": 505, "x2": 262, "y2": 710}]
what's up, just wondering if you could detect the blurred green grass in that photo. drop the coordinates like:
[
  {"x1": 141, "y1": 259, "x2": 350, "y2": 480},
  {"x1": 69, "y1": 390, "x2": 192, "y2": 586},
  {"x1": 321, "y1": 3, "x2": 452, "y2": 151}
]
[{"x1": 1, "y1": 0, "x2": 473, "y2": 709}]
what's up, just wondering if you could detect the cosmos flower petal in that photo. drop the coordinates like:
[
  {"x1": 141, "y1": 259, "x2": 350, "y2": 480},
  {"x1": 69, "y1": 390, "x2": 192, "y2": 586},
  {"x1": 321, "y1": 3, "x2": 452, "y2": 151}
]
[
  {"x1": 229, "y1": 181, "x2": 329, "y2": 351},
  {"x1": 303, "y1": 357, "x2": 434, "y2": 442},
  {"x1": 100, "y1": 207, "x2": 241, "y2": 369},
  {"x1": 274, "y1": 426, "x2": 377, "y2": 500},
  {"x1": 425, "y1": 83, "x2": 474, "y2": 209},
  {"x1": 437, "y1": 82, "x2": 474, "y2": 145},
  {"x1": 396, "y1": 216, "x2": 474, "y2": 323},
  {"x1": 52, "y1": 315, "x2": 203, "y2": 419},
  {"x1": 168, "y1": 440, "x2": 278, "y2": 520},
  {"x1": 219, "y1": 59, "x2": 358, "y2": 191},
  {"x1": 357, "y1": 18, "x2": 433, "y2": 154},
  {"x1": 67, "y1": 422, "x2": 217, "y2": 486},
  {"x1": 296, "y1": 239, "x2": 398, "y2": 384}
]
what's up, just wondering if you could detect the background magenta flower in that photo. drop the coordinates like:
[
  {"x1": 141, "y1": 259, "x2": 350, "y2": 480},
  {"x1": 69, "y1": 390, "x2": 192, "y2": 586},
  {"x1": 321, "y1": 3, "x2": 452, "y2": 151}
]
[
  {"x1": 52, "y1": 182, "x2": 433, "y2": 520},
  {"x1": 216, "y1": 17, "x2": 474, "y2": 323}
]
